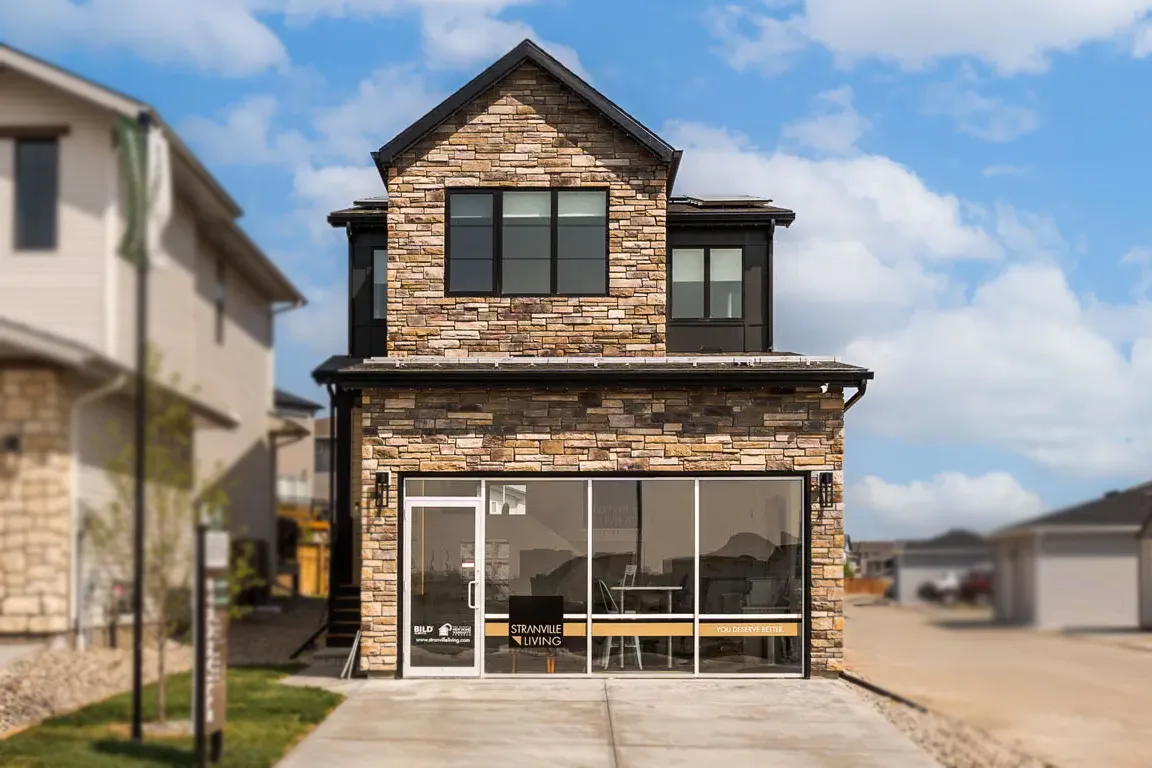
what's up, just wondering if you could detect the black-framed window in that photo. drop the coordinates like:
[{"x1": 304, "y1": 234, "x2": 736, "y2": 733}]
[
  {"x1": 670, "y1": 247, "x2": 743, "y2": 320},
  {"x1": 372, "y1": 248, "x2": 387, "y2": 319},
  {"x1": 447, "y1": 188, "x2": 608, "y2": 296},
  {"x1": 14, "y1": 138, "x2": 60, "y2": 251},
  {"x1": 214, "y1": 257, "x2": 226, "y2": 344}
]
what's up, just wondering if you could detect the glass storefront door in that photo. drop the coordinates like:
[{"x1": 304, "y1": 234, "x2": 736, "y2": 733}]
[{"x1": 403, "y1": 500, "x2": 483, "y2": 677}]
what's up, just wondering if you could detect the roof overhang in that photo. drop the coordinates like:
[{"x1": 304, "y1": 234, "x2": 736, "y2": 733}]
[
  {"x1": 0, "y1": 316, "x2": 237, "y2": 429},
  {"x1": 989, "y1": 524, "x2": 1143, "y2": 541},
  {"x1": 371, "y1": 39, "x2": 678, "y2": 186},
  {"x1": 313, "y1": 354, "x2": 875, "y2": 390}
]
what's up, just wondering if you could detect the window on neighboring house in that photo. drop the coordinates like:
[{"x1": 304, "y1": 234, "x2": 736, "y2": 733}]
[
  {"x1": 372, "y1": 248, "x2": 387, "y2": 319},
  {"x1": 670, "y1": 247, "x2": 743, "y2": 320},
  {"x1": 314, "y1": 438, "x2": 332, "y2": 474},
  {"x1": 214, "y1": 258, "x2": 226, "y2": 344},
  {"x1": 446, "y1": 189, "x2": 608, "y2": 296},
  {"x1": 14, "y1": 138, "x2": 60, "y2": 251}
]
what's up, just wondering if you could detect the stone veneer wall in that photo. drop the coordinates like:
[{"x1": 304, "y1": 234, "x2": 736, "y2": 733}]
[
  {"x1": 356, "y1": 386, "x2": 846, "y2": 676},
  {"x1": 386, "y1": 61, "x2": 669, "y2": 358},
  {"x1": 0, "y1": 367, "x2": 72, "y2": 635}
]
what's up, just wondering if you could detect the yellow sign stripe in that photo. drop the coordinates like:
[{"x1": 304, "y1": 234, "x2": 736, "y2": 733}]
[
  {"x1": 699, "y1": 622, "x2": 799, "y2": 637},
  {"x1": 591, "y1": 622, "x2": 694, "y2": 637}
]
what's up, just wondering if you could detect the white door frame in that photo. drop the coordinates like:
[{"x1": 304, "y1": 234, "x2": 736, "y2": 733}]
[{"x1": 401, "y1": 496, "x2": 485, "y2": 678}]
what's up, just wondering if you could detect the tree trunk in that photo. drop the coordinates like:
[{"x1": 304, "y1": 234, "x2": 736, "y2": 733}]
[{"x1": 156, "y1": 603, "x2": 167, "y2": 724}]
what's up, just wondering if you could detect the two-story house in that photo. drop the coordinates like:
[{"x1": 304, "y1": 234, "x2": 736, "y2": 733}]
[
  {"x1": 315, "y1": 40, "x2": 873, "y2": 678},
  {"x1": 0, "y1": 44, "x2": 307, "y2": 643}
]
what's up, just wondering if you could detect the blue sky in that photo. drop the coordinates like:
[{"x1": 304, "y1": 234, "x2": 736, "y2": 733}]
[{"x1": 7, "y1": 0, "x2": 1152, "y2": 540}]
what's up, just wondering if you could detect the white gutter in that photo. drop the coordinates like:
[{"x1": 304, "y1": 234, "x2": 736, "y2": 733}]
[{"x1": 69, "y1": 373, "x2": 128, "y2": 650}]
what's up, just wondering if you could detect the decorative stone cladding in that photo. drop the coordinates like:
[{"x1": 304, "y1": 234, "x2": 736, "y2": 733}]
[
  {"x1": 0, "y1": 367, "x2": 72, "y2": 635},
  {"x1": 385, "y1": 61, "x2": 669, "y2": 358},
  {"x1": 356, "y1": 385, "x2": 846, "y2": 676}
]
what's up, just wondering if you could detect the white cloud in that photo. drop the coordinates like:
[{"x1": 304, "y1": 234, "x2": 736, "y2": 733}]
[
  {"x1": 279, "y1": 281, "x2": 348, "y2": 356},
  {"x1": 982, "y1": 164, "x2": 1030, "y2": 177},
  {"x1": 0, "y1": 0, "x2": 581, "y2": 77},
  {"x1": 710, "y1": 4, "x2": 810, "y2": 75},
  {"x1": 669, "y1": 120, "x2": 1152, "y2": 478},
  {"x1": 181, "y1": 95, "x2": 310, "y2": 166},
  {"x1": 0, "y1": 0, "x2": 290, "y2": 77},
  {"x1": 780, "y1": 86, "x2": 870, "y2": 156},
  {"x1": 850, "y1": 472, "x2": 1044, "y2": 535},
  {"x1": 709, "y1": 1, "x2": 1152, "y2": 76},
  {"x1": 925, "y1": 66, "x2": 1038, "y2": 142}
]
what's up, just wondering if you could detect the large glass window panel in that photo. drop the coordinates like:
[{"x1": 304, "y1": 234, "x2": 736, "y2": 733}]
[
  {"x1": 501, "y1": 191, "x2": 551, "y2": 294},
  {"x1": 670, "y1": 249, "x2": 705, "y2": 319},
  {"x1": 483, "y1": 480, "x2": 587, "y2": 615},
  {"x1": 697, "y1": 479, "x2": 804, "y2": 617},
  {"x1": 557, "y1": 191, "x2": 607, "y2": 295},
  {"x1": 448, "y1": 192, "x2": 494, "y2": 293},
  {"x1": 372, "y1": 248, "x2": 387, "y2": 320},
  {"x1": 698, "y1": 621, "x2": 803, "y2": 674},
  {"x1": 14, "y1": 138, "x2": 58, "y2": 250},
  {"x1": 709, "y1": 248, "x2": 743, "y2": 319},
  {"x1": 404, "y1": 479, "x2": 481, "y2": 497},
  {"x1": 590, "y1": 480, "x2": 694, "y2": 673}
]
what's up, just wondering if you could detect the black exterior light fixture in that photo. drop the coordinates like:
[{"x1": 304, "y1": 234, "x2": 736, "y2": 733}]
[
  {"x1": 375, "y1": 471, "x2": 389, "y2": 509},
  {"x1": 817, "y1": 472, "x2": 835, "y2": 508},
  {"x1": 1, "y1": 434, "x2": 20, "y2": 454}
]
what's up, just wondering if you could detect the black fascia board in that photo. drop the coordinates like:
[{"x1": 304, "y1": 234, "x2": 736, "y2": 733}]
[
  {"x1": 669, "y1": 209, "x2": 797, "y2": 228},
  {"x1": 312, "y1": 360, "x2": 874, "y2": 390},
  {"x1": 371, "y1": 39, "x2": 677, "y2": 179}
]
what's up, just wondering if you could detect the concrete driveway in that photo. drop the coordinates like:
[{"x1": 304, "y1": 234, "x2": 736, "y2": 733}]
[
  {"x1": 276, "y1": 677, "x2": 939, "y2": 768},
  {"x1": 845, "y1": 599, "x2": 1152, "y2": 768}
]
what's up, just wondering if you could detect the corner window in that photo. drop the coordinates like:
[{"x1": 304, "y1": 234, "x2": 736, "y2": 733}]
[
  {"x1": 447, "y1": 189, "x2": 607, "y2": 296},
  {"x1": 14, "y1": 138, "x2": 60, "y2": 251},
  {"x1": 372, "y1": 248, "x2": 387, "y2": 319},
  {"x1": 671, "y1": 247, "x2": 743, "y2": 320}
]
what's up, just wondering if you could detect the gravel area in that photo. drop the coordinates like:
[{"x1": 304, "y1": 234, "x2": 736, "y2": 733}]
[
  {"x1": 844, "y1": 673, "x2": 1053, "y2": 768},
  {"x1": 0, "y1": 643, "x2": 192, "y2": 737},
  {"x1": 228, "y1": 597, "x2": 327, "y2": 666}
]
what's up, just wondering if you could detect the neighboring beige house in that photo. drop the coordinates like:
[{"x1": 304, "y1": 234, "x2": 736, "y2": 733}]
[
  {"x1": 0, "y1": 44, "x2": 306, "y2": 644},
  {"x1": 274, "y1": 395, "x2": 331, "y2": 520}
]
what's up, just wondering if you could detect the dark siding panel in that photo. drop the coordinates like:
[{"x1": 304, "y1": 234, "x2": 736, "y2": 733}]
[
  {"x1": 350, "y1": 228, "x2": 388, "y2": 357},
  {"x1": 667, "y1": 324, "x2": 745, "y2": 353}
]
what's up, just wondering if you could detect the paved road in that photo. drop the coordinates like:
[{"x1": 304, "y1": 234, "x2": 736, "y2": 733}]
[
  {"x1": 845, "y1": 600, "x2": 1152, "y2": 768},
  {"x1": 276, "y1": 677, "x2": 940, "y2": 768}
]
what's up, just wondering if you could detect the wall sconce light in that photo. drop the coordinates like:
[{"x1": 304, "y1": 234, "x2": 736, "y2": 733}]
[
  {"x1": 1, "y1": 434, "x2": 20, "y2": 454},
  {"x1": 375, "y1": 471, "x2": 389, "y2": 509},
  {"x1": 818, "y1": 472, "x2": 835, "y2": 508}
]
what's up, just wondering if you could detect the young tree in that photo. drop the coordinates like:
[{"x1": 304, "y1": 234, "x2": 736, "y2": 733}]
[{"x1": 86, "y1": 347, "x2": 261, "y2": 725}]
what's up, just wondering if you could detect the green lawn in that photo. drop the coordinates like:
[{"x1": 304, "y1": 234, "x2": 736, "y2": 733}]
[{"x1": 0, "y1": 665, "x2": 344, "y2": 767}]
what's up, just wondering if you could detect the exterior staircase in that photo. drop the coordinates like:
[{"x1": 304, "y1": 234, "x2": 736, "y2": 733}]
[{"x1": 326, "y1": 583, "x2": 361, "y2": 649}]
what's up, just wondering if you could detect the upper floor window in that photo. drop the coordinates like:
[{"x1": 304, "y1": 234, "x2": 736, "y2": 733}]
[
  {"x1": 214, "y1": 257, "x2": 226, "y2": 344},
  {"x1": 314, "y1": 438, "x2": 332, "y2": 474},
  {"x1": 670, "y1": 247, "x2": 743, "y2": 320},
  {"x1": 446, "y1": 189, "x2": 608, "y2": 296},
  {"x1": 14, "y1": 138, "x2": 60, "y2": 251},
  {"x1": 372, "y1": 248, "x2": 387, "y2": 319}
]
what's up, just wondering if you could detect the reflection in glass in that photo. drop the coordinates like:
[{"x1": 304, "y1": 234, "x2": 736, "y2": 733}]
[
  {"x1": 408, "y1": 506, "x2": 476, "y2": 668},
  {"x1": 405, "y1": 479, "x2": 481, "y2": 497},
  {"x1": 698, "y1": 479, "x2": 804, "y2": 618},
  {"x1": 484, "y1": 480, "x2": 587, "y2": 615},
  {"x1": 698, "y1": 629, "x2": 803, "y2": 674},
  {"x1": 590, "y1": 480, "x2": 694, "y2": 673}
]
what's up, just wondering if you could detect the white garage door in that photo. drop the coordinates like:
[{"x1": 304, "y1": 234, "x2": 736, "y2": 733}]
[{"x1": 1037, "y1": 534, "x2": 1139, "y2": 630}]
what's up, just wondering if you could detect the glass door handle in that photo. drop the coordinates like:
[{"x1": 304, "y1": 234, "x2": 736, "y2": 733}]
[{"x1": 467, "y1": 580, "x2": 477, "y2": 609}]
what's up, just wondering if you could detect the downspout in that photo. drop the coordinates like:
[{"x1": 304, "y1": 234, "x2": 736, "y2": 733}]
[
  {"x1": 843, "y1": 380, "x2": 868, "y2": 413},
  {"x1": 70, "y1": 373, "x2": 128, "y2": 650}
]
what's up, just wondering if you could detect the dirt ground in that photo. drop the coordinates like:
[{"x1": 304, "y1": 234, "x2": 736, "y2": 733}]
[{"x1": 844, "y1": 599, "x2": 1152, "y2": 768}]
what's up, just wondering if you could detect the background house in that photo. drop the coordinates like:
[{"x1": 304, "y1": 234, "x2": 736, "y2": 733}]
[
  {"x1": 852, "y1": 540, "x2": 897, "y2": 579},
  {"x1": 892, "y1": 529, "x2": 991, "y2": 605},
  {"x1": 1140, "y1": 513, "x2": 1152, "y2": 629},
  {"x1": 992, "y1": 484, "x2": 1152, "y2": 629},
  {"x1": 0, "y1": 44, "x2": 304, "y2": 643}
]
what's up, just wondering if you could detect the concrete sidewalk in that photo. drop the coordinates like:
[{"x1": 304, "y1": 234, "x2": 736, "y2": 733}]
[{"x1": 276, "y1": 677, "x2": 940, "y2": 768}]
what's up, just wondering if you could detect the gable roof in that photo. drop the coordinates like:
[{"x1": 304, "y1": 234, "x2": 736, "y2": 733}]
[
  {"x1": 274, "y1": 389, "x2": 323, "y2": 414},
  {"x1": 372, "y1": 39, "x2": 679, "y2": 181},
  {"x1": 904, "y1": 529, "x2": 988, "y2": 552},
  {"x1": 995, "y1": 482, "x2": 1152, "y2": 537}
]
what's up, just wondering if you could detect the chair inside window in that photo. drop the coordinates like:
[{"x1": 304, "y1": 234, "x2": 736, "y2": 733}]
[{"x1": 597, "y1": 566, "x2": 642, "y2": 670}]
